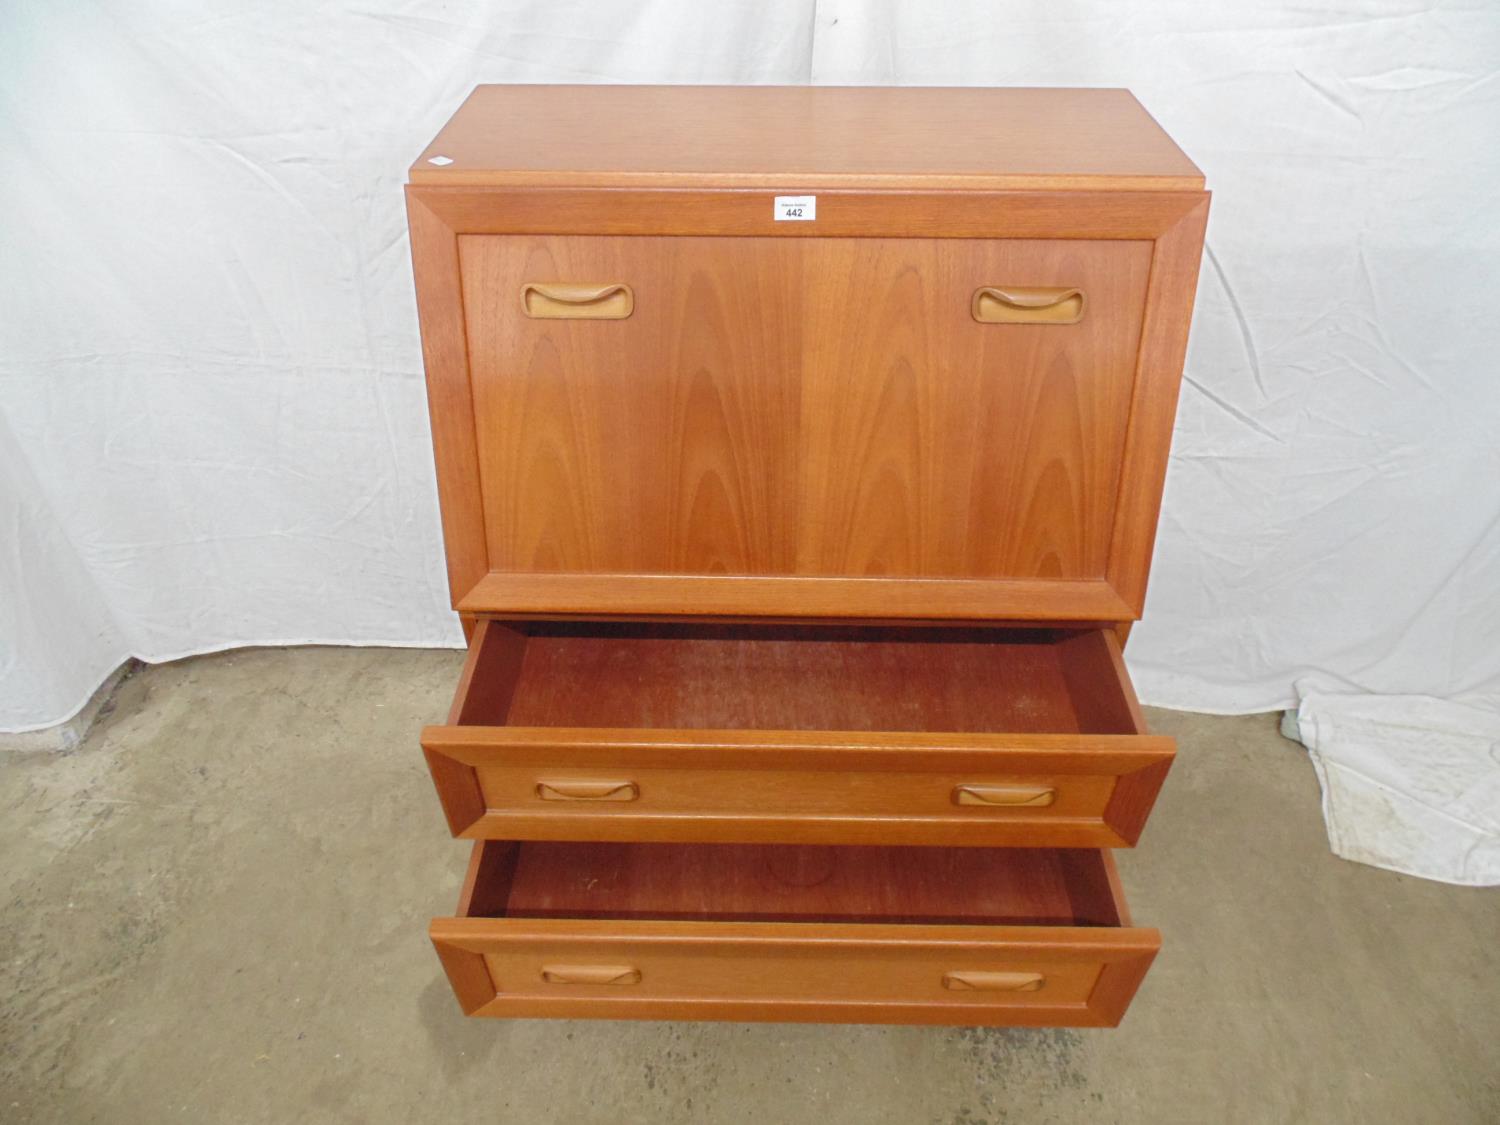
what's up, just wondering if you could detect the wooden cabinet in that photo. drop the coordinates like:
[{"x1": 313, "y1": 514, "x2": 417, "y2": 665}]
[{"x1": 407, "y1": 85, "x2": 1207, "y2": 1027}]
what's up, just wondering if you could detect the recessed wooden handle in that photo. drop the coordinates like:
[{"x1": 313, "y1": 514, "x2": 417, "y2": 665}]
[
  {"x1": 535, "y1": 779, "x2": 639, "y2": 802},
  {"x1": 942, "y1": 970, "x2": 1045, "y2": 992},
  {"x1": 540, "y1": 964, "x2": 642, "y2": 986},
  {"x1": 520, "y1": 282, "x2": 634, "y2": 319},
  {"x1": 971, "y1": 286, "x2": 1084, "y2": 324},
  {"x1": 952, "y1": 784, "x2": 1057, "y2": 808}
]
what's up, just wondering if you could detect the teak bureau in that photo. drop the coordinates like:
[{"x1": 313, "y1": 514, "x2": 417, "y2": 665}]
[{"x1": 407, "y1": 85, "x2": 1208, "y2": 1026}]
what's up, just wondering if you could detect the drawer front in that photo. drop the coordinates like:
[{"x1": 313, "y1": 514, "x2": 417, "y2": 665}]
[
  {"x1": 431, "y1": 917, "x2": 1158, "y2": 1027},
  {"x1": 423, "y1": 728, "x2": 1172, "y2": 847},
  {"x1": 457, "y1": 232, "x2": 1151, "y2": 611}
]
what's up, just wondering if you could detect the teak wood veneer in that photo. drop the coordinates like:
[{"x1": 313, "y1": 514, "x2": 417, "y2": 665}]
[{"x1": 408, "y1": 85, "x2": 1208, "y2": 1027}]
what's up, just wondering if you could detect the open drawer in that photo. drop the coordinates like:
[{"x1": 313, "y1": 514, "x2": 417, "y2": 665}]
[
  {"x1": 422, "y1": 620, "x2": 1173, "y2": 847},
  {"x1": 432, "y1": 840, "x2": 1158, "y2": 1025}
]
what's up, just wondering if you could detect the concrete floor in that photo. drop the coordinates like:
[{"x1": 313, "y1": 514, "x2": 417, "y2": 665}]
[{"x1": 1, "y1": 647, "x2": 1496, "y2": 1125}]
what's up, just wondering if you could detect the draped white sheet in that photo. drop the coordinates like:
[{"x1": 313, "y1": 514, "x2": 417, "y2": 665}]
[{"x1": 4, "y1": 0, "x2": 1499, "y2": 732}]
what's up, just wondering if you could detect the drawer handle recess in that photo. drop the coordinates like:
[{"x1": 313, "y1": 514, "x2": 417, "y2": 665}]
[
  {"x1": 971, "y1": 286, "x2": 1084, "y2": 325},
  {"x1": 943, "y1": 970, "x2": 1046, "y2": 992},
  {"x1": 535, "y1": 779, "x2": 639, "y2": 802},
  {"x1": 520, "y1": 282, "x2": 634, "y2": 320},
  {"x1": 541, "y1": 964, "x2": 642, "y2": 986},
  {"x1": 952, "y1": 784, "x2": 1057, "y2": 808}
]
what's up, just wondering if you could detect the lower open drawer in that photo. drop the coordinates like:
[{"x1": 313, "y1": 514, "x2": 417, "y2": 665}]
[{"x1": 431, "y1": 840, "x2": 1159, "y2": 1026}]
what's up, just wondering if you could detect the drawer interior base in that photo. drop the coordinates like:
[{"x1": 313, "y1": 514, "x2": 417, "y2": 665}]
[{"x1": 461, "y1": 841, "x2": 1126, "y2": 927}]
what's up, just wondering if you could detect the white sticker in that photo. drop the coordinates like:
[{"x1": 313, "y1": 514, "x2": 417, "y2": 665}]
[
  {"x1": 427, "y1": 155, "x2": 454, "y2": 166},
  {"x1": 774, "y1": 195, "x2": 816, "y2": 221}
]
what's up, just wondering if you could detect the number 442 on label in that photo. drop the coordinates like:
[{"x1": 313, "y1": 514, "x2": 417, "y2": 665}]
[{"x1": 774, "y1": 195, "x2": 816, "y2": 221}]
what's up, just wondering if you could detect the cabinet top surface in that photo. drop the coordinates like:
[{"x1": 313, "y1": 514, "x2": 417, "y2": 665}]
[{"x1": 409, "y1": 85, "x2": 1203, "y2": 191}]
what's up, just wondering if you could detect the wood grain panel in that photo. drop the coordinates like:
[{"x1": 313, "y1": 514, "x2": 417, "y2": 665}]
[
  {"x1": 497, "y1": 622, "x2": 1137, "y2": 734},
  {"x1": 431, "y1": 916, "x2": 1157, "y2": 1025},
  {"x1": 414, "y1": 186, "x2": 1206, "y2": 241},
  {"x1": 410, "y1": 86, "x2": 1203, "y2": 192},
  {"x1": 1105, "y1": 196, "x2": 1212, "y2": 610},
  {"x1": 456, "y1": 838, "x2": 519, "y2": 919},
  {"x1": 412, "y1": 187, "x2": 1205, "y2": 619},
  {"x1": 480, "y1": 938, "x2": 1104, "y2": 1011},
  {"x1": 1056, "y1": 629, "x2": 1148, "y2": 734},
  {"x1": 461, "y1": 234, "x2": 801, "y2": 576},
  {"x1": 494, "y1": 842, "x2": 1122, "y2": 925},
  {"x1": 797, "y1": 238, "x2": 1151, "y2": 580},
  {"x1": 405, "y1": 191, "x2": 488, "y2": 605},
  {"x1": 466, "y1": 763, "x2": 1117, "y2": 845},
  {"x1": 456, "y1": 571, "x2": 1136, "y2": 621},
  {"x1": 445, "y1": 618, "x2": 527, "y2": 725},
  {"x1": 426, "y1": 726, "x2": 1173, "y2": 847},
  {"x1": 461, "y1": 235, "x2": 1150, "y2": 587}
]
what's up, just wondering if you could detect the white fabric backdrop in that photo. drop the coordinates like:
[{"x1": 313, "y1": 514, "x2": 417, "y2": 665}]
[{"x1": 4, "y1": 1, "x2": 1498, "y2": 731}]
